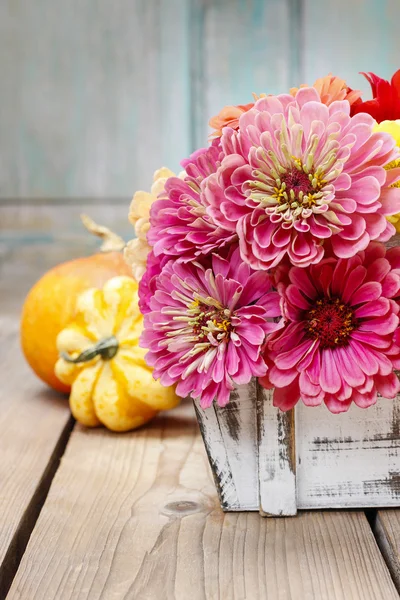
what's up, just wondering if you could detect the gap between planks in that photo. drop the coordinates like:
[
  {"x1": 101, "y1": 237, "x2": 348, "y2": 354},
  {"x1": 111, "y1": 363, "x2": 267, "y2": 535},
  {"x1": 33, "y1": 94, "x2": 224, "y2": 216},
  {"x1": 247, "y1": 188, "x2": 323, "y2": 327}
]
[
  {"x1": 0, "y1": 319, "x2": 75, "y2": 599},
  {"x1": 6, "y1": 400, "x2": 400, "y2": 600},
  {"x1": 0, "y1": 417, "x2": 74, "y2": 599},
  {"x1": 372, "y1": 509, "x2": 400, "y2": 594}
]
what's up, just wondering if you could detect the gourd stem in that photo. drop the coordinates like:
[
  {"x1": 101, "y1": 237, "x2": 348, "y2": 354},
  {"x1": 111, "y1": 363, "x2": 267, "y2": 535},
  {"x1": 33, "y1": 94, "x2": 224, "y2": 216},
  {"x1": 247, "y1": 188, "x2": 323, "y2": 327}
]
[
  {"x1": 81, "y1": 214, "x2": 126, "y2": 252},
  {"x1": 61, "y1": 336, "x2": 119, "y2": 363}
]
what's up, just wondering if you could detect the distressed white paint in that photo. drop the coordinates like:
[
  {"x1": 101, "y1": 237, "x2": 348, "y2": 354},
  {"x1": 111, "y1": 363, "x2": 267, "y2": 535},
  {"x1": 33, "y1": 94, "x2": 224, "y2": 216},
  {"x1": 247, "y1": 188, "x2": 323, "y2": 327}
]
[
  {"x1": 193, "y1": 400, "x2": 240, "y2": 510},
  {"x1": 194, "y1": 380, "x2": 259, "y2": 511},
  {"x1": 196, "y1": 383, "x2": 400, "y2": 516},
  {"x1": 214, "y1": 380, "x2": 259, "y2": 510},
  {"x1": 257, "y1": 387, "x2": 297, "y2": 516},
  {"x1": 296, "y1": 397, "x2": 400, "y2": 509}
]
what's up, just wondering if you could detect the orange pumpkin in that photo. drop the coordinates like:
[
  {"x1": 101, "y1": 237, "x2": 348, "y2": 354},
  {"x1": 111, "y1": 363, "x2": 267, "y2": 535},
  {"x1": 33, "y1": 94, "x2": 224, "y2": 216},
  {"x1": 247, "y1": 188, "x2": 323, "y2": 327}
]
[{"x1": 20, "y1": 216, "x2": 132, "y2": 393}]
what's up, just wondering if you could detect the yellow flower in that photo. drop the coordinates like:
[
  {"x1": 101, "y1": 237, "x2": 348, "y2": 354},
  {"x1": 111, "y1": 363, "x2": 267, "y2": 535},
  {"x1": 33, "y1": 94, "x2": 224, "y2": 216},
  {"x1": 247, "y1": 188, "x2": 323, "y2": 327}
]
[
  {"x1": 125, "y1": 167, "x2": 186, "y2": 281},
  {"x1": 374, "y1": 120, "x2": 400, "y2": 156},
  {"x1": 124, "y1": 167, "x2": 175, "y2": 281},
  {"x1": 55, "y1": 277, "x2": 179, "y2": 432},
  {"x1": 373, "y1": 120, "x2": 400, "y2": 232}
]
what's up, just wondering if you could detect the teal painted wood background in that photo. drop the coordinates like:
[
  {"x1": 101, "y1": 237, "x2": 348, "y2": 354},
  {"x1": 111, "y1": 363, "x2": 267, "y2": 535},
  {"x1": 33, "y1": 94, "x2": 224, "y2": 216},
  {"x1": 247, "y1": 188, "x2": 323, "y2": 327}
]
[{"x1": 1, "y1": 0, "x2": 400, "y2": 199}]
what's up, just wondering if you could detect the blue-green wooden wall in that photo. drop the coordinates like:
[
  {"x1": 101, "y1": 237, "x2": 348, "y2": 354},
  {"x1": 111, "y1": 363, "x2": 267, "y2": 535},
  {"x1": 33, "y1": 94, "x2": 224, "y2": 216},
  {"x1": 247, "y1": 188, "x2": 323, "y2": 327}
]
[{"x1": 1, "y1": 0, "x2": 400, "y2": 198}]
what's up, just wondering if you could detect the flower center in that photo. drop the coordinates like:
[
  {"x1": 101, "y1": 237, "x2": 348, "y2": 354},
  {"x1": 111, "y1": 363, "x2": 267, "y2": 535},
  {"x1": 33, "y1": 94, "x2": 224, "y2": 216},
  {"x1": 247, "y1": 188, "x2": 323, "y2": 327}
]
[
  {"x1": 272, "y1": 162, "x2": 326, "y2": 212},
  {"x1": 305, "y1": 297, "x2": 357, "y2": 348},
  {"x1": 248, "y1": 154, "x2": 331, "y2": 223},
  {"x1": 188, "y1": 299, "x2": 232, "y2": 342}
]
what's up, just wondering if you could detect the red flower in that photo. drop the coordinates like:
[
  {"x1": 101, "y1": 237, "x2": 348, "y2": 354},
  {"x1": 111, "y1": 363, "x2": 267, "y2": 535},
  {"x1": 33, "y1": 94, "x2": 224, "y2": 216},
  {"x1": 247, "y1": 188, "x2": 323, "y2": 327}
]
[{"x1": 352, "y1": 69, "x2": 400, "y2": 122}]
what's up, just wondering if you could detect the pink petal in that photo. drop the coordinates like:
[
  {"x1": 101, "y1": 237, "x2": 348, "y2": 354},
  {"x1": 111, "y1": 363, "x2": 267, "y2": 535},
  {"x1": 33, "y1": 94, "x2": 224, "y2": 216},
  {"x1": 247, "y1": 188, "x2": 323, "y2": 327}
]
[
  {"x1": 299, "y1": 370, "x2": 321, "y2": 396},
  {"x1": 269, "y1": 365, "x2": 298, "y2": 387},
  {"x1": 348, "y1": 340, "x2": 379, "y2": 376},
  {"x1": 275, "y1": 339, "x2": 314, "y2": 370},
  {"x1": 375, "y1": 373, "x2": 400, "y2": 398},
  {"x1": 273, "y1": 379, "x2": 300, "y2": 411},
  {"x1": 336, "y1": 347, "x2": 365, "y2": 387},
  {"x1": 349, "y1": 281, "x2": 382, "y2": 305},
  {"x1": 341, "y1": 265, "x2": 367, "y2": 303},
  {"x1": 289, "y1": 267, "x2": 317, "y2": 299},
  {"x1": 331, "y1": 231, "x2": 370, "y2": 258},
  {"x1": 359, "y1": 313, "x2": 398, "y2": 335},
  {"x1": 339, "y1": 214, "x2": 367, "y2": 241},
  {"x1": 366, "y1": 258, "x2": 391, "y2": 283},
  {"x1": 286, "y1": 285, "x2": 311, "y2": 310},
  {"x1": 382, "y1": 273, "x2": 400, "y2": 298},
  {"x1": 324, "y1": 396, "x2": 352, "y2": 414},
  {"x1": 352, "y1": 389, "x2": 377, "y2": 409},
  {"x1": 379, "y1": 187, "x2": 400, "y2": 215},
  {"x1": 319, "y1": 348, "x2": 341, "y2": 394}
]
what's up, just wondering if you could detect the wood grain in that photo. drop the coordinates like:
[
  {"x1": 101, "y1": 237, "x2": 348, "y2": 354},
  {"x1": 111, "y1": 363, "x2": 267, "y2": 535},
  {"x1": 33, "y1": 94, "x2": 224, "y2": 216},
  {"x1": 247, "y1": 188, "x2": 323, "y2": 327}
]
[
  {"x1": 6, "y1": 399, "x2": 399, "y2": 599},
  {"x1": 296, "y1": 397, "x2": 400, "y2": 509},
  {"x1": 302, "y1": 0, "x2": 400, "y2": 95},
  {"x1": 0, "y1": 200, "x2": 132, "y2": 316},
  {"x1": 197, "y1": 381, "x2": 400, "y2": 513},
  {"x1": 0, "y1": 319, "x2": 73, "y2": 598},
  {"x1": 190, "y1": 0, "x2": 300, "y2": 147},
  {"x1": 375, "y1": 510, "x2": 400, "y2": 591},
  {"x1": 0, "y1": 0, "x2": 191, "y2": 198},
  {"x1": 194, "y1": 381, "x2": 259, "y2": 511}
]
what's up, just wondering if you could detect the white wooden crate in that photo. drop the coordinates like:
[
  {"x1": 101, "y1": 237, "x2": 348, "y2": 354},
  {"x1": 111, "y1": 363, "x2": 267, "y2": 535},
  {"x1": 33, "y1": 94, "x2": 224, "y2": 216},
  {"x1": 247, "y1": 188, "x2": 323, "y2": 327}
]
[{"x1": 194, "y1": 382, "x2": 400, "y2": 516}]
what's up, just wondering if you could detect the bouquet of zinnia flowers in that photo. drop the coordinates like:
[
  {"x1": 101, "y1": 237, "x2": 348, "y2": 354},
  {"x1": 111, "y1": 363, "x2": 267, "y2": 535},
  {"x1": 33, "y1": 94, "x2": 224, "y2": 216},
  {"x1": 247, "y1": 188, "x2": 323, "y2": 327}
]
[{"x1": 126, "y1": 71, "x2": 400, "y2": 414}]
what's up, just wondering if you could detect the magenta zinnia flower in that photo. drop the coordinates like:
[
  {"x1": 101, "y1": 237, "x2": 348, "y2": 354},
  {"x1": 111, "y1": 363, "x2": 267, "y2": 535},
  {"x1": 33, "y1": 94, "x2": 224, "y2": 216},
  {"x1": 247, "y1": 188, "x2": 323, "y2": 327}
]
[
  {"x1": 148, "y1": 142, "x2": 236, "y2": 261},
  {"x1": 138, "y1": 250, "x2": 169, "y2": 315},
  {"x1": 205, "y1": 87, "x2": 400, "y2": 269},
  {"x1": 260, "y1": 242, "x2": 400, "y2": 413},
  {"x1": 141, "y1": 249, "x2": 282, "y2": 408}
]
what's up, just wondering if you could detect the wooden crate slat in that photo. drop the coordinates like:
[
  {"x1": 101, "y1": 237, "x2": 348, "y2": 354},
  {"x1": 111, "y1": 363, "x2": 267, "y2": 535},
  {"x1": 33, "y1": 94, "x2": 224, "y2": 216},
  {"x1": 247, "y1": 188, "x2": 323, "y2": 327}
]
[
  {"x1": 214, "y1": 380, "x2": 259, "y2": 510},
  {"x1": 0, "y1": 319, "x2": 73, "y2": 598},
  {"x1": 296, "y1": 398, "x2": 400, "y2": 509},
  {"x1": 257, "y1": 387, "x2": 297, "y2": 516},
  {"x1": 193, "y1": 400, "x2": 241, "y2": 510},
  {"x1": 194, "y1": 380, "x2": 259, "y2": 511},
  {"x1": 6, "y1": 401, "x2": 399, "y2": 600}
]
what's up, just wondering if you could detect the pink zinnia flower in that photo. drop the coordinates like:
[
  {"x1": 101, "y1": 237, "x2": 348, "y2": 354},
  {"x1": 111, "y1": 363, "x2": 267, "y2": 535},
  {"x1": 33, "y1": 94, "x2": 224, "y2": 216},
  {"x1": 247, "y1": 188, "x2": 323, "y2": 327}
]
[
  {"x1": 260, "y1": 242, "x2": 400, "y2": 413},
  {"x1": 205, "y1": 88, "x2": 400, "y2": 269},
  {"x1": 141, "y1": 249, "x2": 282, "y2": 408},
  {"x1": 138, "y1": 250, "x2": 169, "y2": 315},
  {"x1": 148, "y1": 142, "x2": 236, "y2": 262}
]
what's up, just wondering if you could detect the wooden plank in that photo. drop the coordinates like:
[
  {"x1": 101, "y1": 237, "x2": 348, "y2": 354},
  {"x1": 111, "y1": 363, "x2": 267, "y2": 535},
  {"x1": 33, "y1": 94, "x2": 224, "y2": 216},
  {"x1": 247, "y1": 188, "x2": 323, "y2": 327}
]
[
  {"x1": 375, "y1": 510, "x2": 400, "y2": 591},
  {"x1": 191, "y1": 0, "x2": 299, "y2": 146},
  {"x1": 0, "y1": 200, "x2": 132, "y2": 316},
  {"x1": 302, "y1": 0, "x2": 400, "y2": 96},
  {"x1": 257, "y1": 387, "x2": 297, "y2": 516},
  {"x1": 296, "y1": 398, "x2": 400, "y2": 509},
  {"x1": 0, "y1": 0, "x2": 191, "y2": 198},
  {"x1": 0, "y1": 318, "x2": 73, "y2": 598},
  {"x1": 7, "y1": 400, "x2": 399, "y2": 599}
]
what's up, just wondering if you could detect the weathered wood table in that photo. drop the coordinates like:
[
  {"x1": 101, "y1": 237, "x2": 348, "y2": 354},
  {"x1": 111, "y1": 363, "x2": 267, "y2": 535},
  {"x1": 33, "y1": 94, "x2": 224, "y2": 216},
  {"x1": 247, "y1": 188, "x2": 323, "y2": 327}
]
[{"x1": 1, "y1": 201, "x2": 400, "y2": 599}]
